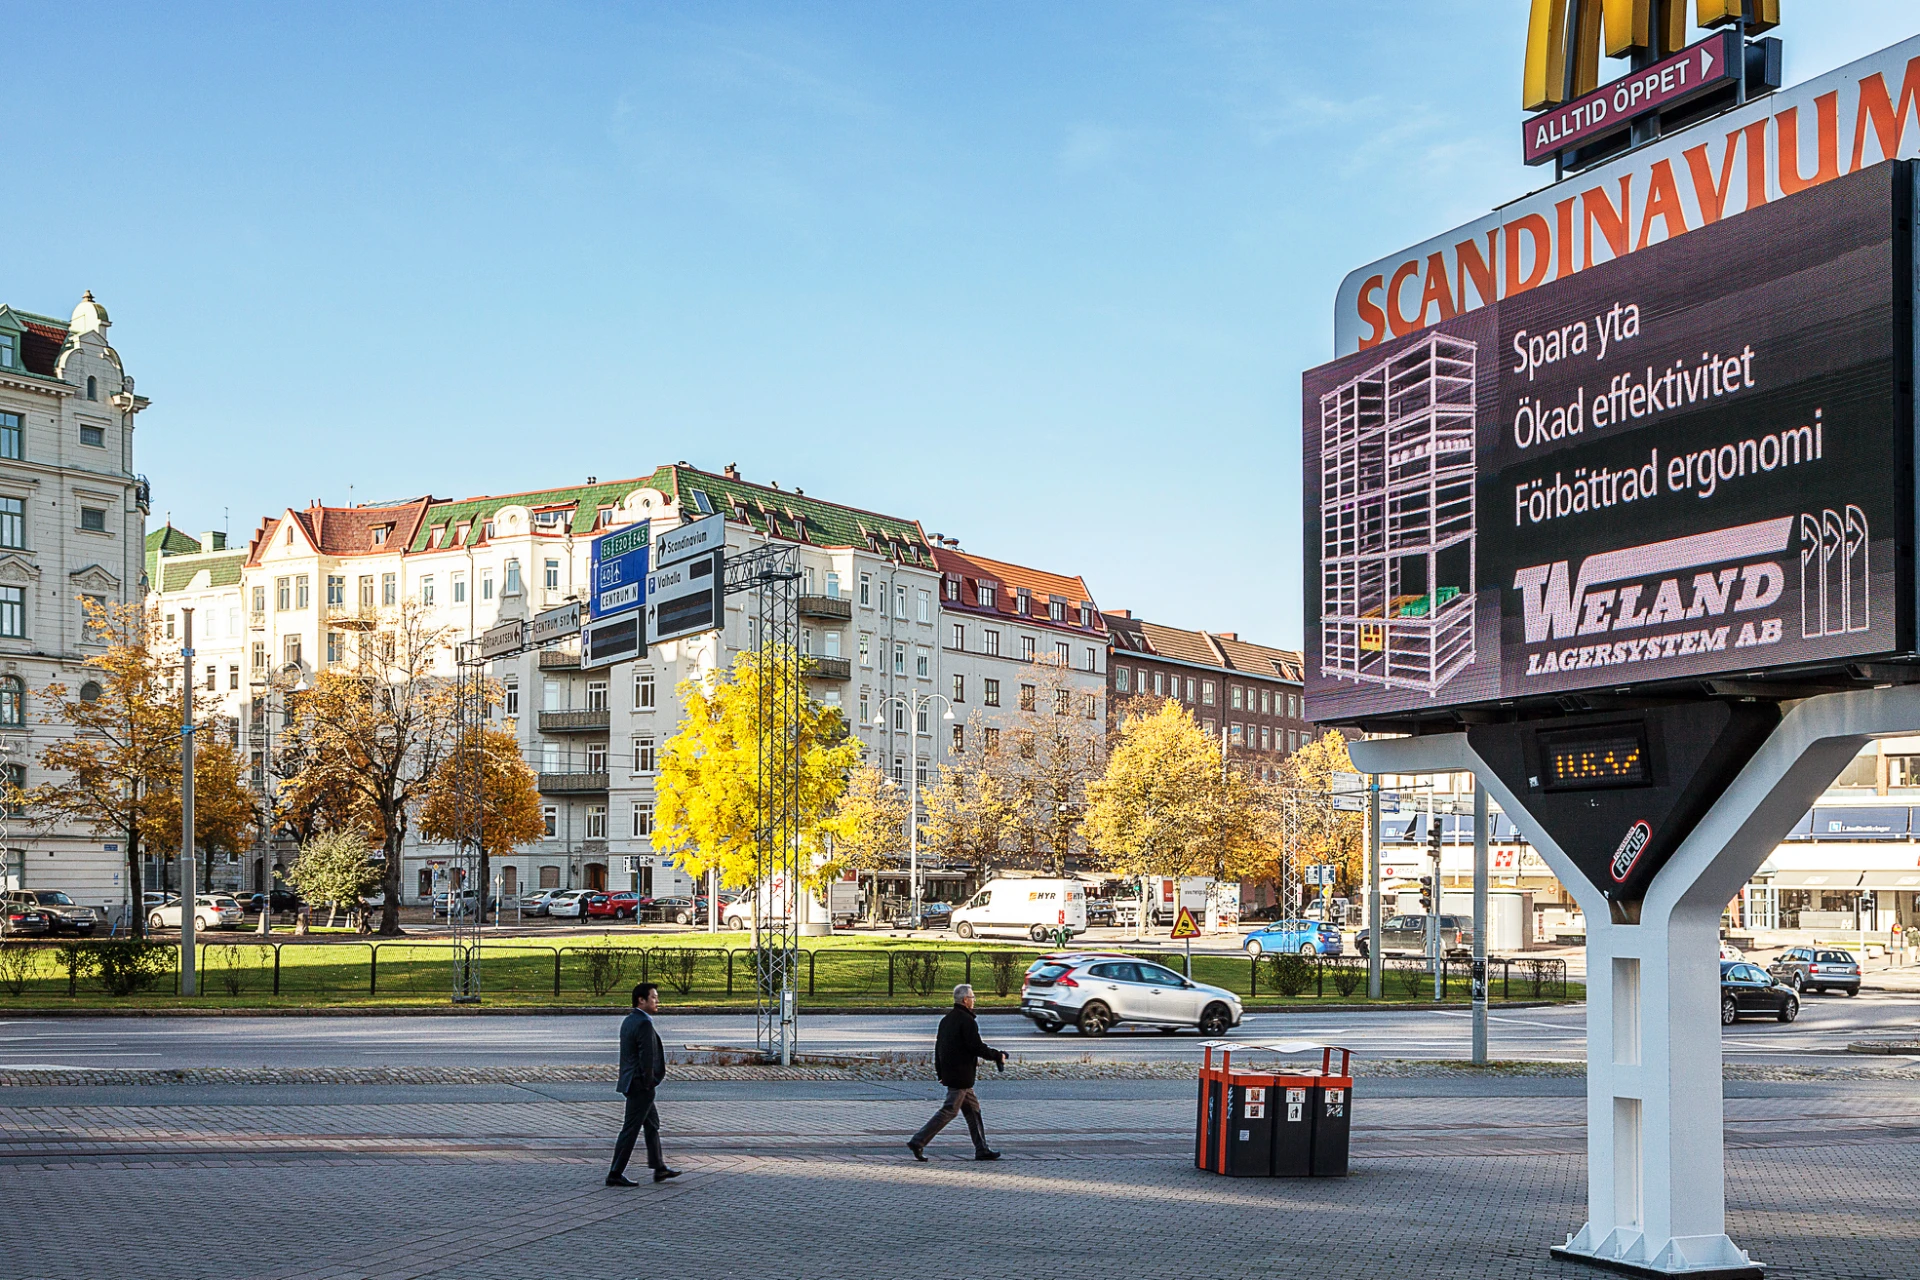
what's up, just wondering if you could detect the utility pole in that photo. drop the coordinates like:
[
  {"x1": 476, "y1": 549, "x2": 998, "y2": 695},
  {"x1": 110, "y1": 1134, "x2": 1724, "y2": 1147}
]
[
  {"x1": 1367, "y1": 774, "x2": 1382, "y2": 1000},
  {"x1": 1428, "y1": 790, "x2": 1441, "y2": 1002},
  {"x1": 179, "y1": 608, "x2": 197, "y2": 996},
  {"x1": 1472, "y1": 784, "x2": 1489, "y2": 1065}
]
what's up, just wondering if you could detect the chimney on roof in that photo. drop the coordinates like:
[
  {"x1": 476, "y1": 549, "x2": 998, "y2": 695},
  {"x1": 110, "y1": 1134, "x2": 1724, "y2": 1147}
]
[
  {"x1": 203, "y1": 532, "x2": 226, "y2": 552},
  {"x1": 1220, "y1": 631, "x2": 1238, "y2": 641},
  {"x1": 586, "y1": 476, "x2": 597, "y2": 485},
  {"x1": 794, "y1": 488, "x2": 804, "y2": 496},
  {"x1": 1112, "y1": 609, "x2": 1132, "y2": 619},
  {"x1": 770, "y1": 481, "x2": 780, "y2": 490},
  {"x1": 724, "y1": 463, "x2": 739, "y2": 480}
]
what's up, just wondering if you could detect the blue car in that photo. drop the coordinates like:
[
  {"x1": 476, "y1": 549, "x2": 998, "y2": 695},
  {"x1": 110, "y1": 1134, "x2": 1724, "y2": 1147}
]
[{"x1": 1243, "y1": 919, "x2": 1343, "y2": 958}]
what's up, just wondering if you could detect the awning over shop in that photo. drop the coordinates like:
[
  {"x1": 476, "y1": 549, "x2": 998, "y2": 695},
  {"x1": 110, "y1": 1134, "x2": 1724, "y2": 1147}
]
[
  {"x1": 1857, "y1": 871, "x2": 1920, "y2": 889},
  {"x1": 1758, "y1": 870, "x2": 1863, "y2": 889}
]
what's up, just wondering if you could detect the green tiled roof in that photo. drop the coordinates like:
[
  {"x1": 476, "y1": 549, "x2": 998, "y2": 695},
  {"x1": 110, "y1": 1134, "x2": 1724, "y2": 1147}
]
[
  {"x1": 145, "y1": 525, "x2": 202, "y2": 585},
  {"x1": 409, "y1": 477, "x2": 656, "y2": 551},
  {"x1": 404, "y1": 465, "x2": 932, "y2": 564},
  {"x1": 652, "y1": 465, "x2": 931, "y2": 563},
  {"x1": 159, "y1": 550, "x2": 246, "y2": 593}
]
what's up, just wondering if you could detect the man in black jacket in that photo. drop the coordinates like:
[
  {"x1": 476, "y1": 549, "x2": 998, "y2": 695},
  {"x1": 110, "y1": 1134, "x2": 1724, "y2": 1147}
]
[
  {"x1": 908, "y1": 983, "x2": 1006, "y2": 1161},
  {"x1": 608, "y1": 982, "x2": 679, "y2": 1186}
]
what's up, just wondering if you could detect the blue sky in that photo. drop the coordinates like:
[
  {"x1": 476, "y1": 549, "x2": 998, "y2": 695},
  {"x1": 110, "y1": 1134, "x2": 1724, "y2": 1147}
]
[{"x1": 8, "y1": 2, "x2": 1916, "y2": 647}]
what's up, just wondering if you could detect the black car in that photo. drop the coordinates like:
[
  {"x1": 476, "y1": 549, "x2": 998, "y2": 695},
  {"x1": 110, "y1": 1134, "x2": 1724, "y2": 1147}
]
[
  {"x1": 1084, "y1": 899, "x2": 1115, "y2": 927},
  {"x1": 1720, "y1": 960, "x2": 1798, "y2": 1023},
  {"x1": 237, "y1": 888, "x2": 302, "y2": 914}
]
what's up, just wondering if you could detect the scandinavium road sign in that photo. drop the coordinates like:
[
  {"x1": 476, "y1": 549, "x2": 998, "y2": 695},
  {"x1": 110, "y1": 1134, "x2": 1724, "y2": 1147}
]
[{"x1": 647, "y1": 549, "x2": 724, "y2": 646}]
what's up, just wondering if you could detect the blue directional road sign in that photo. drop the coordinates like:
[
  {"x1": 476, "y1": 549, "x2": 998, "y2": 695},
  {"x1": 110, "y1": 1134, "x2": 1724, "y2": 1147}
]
[{"x1": 590, "y1": 521, "x2": 650, "y2": 621}]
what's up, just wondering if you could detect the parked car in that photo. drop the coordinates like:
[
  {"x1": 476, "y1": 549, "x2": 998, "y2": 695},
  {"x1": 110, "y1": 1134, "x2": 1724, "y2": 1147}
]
[
  {"x1": 5, "y1": 890, "x2": 97, "y2": 935},
  {"x1": 142, "y1": 891, "x2": 178, "y2": 911},
  {"x1": 1243, "y1": 919, "x2": 1343, "y2": 958},
  {"x1": 1021, "y1": 956, "x2": 1241, "y2": 1036},
  {"x1": 433, "y1": 889, "x2": 496, "y2": 918},
  {"x1": 1356, "y1": 914, "x2": 1474, "y2": 959},
  {"x1": 1302, "y1": 896, "x2": 1351, "y2": 926},
  {"x1": 1, "y1": 901, "x2": 48, "y2": 936},
  {"x1": 547, "y1": 889, "x2": 593, "y2": 920},
  {"x1": 1718, "y1": 942, "x2": 1745, "y2": 961},
  {"x1": 236, "y1": 888, "x2": 301, "y2": 915},
  {"x1": 1721, "y1": 960, "x2": 1799, "y2": 1023},
  {"x1": 587, "y1": 891, "x2": 643, "y2": 921},
  {"x1": 1240, "y1": 903, "x2": 1290, "y2": 923},
  {"x1": 1084, "y1": 898, "x2": 1116, "y2": 927},
  {"x1": 148, "y1": 895, "x2": 246, "y2": 932},
  {"x1": 648, "y1": 896, "x2": 700, "y2": 925},
  {"x1": 1768, "y1": 947, "x2": 1861, "y2": 996},
  {"x1": 518, "y1": 890, "x2": 560, "y2": 917}
]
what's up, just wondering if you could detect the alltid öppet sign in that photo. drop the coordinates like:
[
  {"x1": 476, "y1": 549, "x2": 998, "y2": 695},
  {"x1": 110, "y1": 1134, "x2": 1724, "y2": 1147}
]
[
  {"x1": 1337, "y1": 35, "x2": 1920, "y2": 355},
  {"x1": 1522, "y1": 31, "x2": 1741, "y2": 166}
]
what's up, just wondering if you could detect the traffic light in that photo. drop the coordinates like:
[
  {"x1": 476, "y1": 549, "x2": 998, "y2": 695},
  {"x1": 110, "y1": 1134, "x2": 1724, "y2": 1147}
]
[
  {"x1": 1418, "y1": 876, "x2": 1434, "y2": 911},
  {"x1": 1428, "y1": 817, "x2": 1444, "y2": 858}
]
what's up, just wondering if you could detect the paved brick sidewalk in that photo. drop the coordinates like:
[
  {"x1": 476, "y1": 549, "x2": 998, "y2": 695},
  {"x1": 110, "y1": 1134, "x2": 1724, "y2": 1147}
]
[{"x1": 0, "y1": 1082, "x2": 1911, "y2": 1280}]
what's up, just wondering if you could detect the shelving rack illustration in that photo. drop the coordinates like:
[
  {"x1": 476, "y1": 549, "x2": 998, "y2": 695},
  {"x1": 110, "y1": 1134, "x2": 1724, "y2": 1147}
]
[{"x1": 1319, "y1": 334, "x2": 1477, "y2": 695}]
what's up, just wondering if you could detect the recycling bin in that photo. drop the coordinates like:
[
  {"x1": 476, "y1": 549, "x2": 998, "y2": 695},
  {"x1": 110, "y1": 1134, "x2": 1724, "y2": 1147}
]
[
  {"x1": 1269, "y1": 1073, "x2": 1322, "y2": 1176},
  {"x1": 1218, "y1": 1070, "x2": 1279, "y2": 1176},
  {"x1": 1195, "y1": 1046, "x2": 1224, "y2": 1171},
  {"x1": 1310, "y1": 1049, "x2": 1353, "y2": 1177}
]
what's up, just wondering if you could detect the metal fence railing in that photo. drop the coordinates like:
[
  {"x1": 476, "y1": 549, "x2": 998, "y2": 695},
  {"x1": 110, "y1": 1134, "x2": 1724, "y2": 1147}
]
[{"x1": 0, "y1": 940, "x2": 1570, "y2": 1004}]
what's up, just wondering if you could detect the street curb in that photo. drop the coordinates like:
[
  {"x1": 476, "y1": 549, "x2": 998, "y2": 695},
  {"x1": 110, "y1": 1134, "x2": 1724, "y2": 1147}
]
[{"x1": 0, "y1": 1001, "x2": 1565, "y2": 1019}]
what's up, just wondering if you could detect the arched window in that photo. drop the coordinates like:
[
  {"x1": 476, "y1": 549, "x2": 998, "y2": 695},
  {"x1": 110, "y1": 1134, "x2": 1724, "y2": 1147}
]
[
  {"x1": 85, "y1": 375, "x2": 97, "y2": 401},
  {"x1": 79, "y1": 680, "x2": 102, "y2": 704},
  {"x1": 0, "y1": 675, "x2": 24, "y2": 728}
]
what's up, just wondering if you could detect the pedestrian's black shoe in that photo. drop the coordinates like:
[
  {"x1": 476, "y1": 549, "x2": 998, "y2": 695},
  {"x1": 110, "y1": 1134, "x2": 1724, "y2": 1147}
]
[
  {"x1": 907, "y1": 1143, "x2": 927, "y2": 1162},
  {"x1": 606, "y1": 1174, "x2": 640, "y2": 1187},
  {"x1": 653, "y1": 1167, "x2": 682, "y2": 1183},
  {"x1": 975, "y1": 1149, "x2": 1002, "y2": 1161}
]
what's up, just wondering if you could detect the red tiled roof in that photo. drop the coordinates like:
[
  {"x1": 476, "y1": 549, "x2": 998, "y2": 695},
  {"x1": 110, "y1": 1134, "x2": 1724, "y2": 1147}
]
[
  {"x1": 1102, "y1": 611, "x2": 1302, "y2": 684},
  {"x1": 932, "y1": 548, "x2": 1103, "y2": 636},
  {"x1": 19, "y1": 320, "x2": 66, "y2": 377}
]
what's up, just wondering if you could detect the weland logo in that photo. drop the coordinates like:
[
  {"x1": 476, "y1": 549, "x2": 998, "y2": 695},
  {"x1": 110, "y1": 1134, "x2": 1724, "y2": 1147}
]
[
  {"x1": 1512, "y1": 517, "x2": 1789, "y2": 675},
  {"x1": 1611, "y1": 820, "x2": 1653, "y2": 882}
]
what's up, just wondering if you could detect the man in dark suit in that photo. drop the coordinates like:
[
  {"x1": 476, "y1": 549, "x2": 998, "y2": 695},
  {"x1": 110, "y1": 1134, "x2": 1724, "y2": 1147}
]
[
  {"x1": 608, "y1": 982, "x2": 679, "y2": 1186},
  {"x1": 907, "y1": 983, "x2": 1006, "y2": 1161}
]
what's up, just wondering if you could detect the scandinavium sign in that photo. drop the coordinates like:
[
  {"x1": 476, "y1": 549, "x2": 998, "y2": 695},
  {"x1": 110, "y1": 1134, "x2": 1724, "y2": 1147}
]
[{"x1": 1334, "y1": 33, "x2": 1920, "y2": 354}]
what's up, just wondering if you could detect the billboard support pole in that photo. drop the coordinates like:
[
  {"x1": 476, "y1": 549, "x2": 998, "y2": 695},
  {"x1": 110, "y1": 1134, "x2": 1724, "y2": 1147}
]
[
  {"x1": 1367, "y1": 776, "x2": 1382, "y2": 1000},
  {"x1": 1472, "y1": 784, "x2": 1488, "y2": 1066},
  {"x1": 1352, "y1": 685, "x2": 1920, "y2": 1280}
]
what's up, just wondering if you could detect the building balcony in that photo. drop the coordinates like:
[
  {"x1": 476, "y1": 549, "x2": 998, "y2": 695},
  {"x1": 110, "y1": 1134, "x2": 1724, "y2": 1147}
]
[
  {"x1": 537, "y1": 709, "x2": 610, "y2": 733},
  {"x1": 538, "y1": 648, "x2": 580, "y2": 670},
  {"x1": 323, "y1": 605, "x2": 380, "y2": 631},
  {"x1": 798, "y1": 595, "x2": 853, "y2": 621},
  {"x1": 250, "y1": 612, "x2": 266, "y2": 631},
  {"x1": 807, "y1": 656, "x2": 852, "y2": 680},
  {"x1": 538, "y1": 771, "x2": 608, "y2": 794}
]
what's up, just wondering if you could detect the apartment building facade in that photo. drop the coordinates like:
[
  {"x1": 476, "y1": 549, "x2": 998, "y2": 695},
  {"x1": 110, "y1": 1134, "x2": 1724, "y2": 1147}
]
[
  {"x1": 0, "y1": 294, "x2": 150, "y2": 910},
  {"x1": 1101, "y1": 610, "x2": 1312, "y2": 777},
  {"x1": 154, "y1": 463, "x2": 941, "y2": 904}
]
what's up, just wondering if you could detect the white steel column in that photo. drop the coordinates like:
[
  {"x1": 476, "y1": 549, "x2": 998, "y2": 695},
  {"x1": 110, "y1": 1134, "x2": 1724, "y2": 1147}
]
[{"x1": 1351, "y1": 685, "x2": 1920, "y2": 1278}]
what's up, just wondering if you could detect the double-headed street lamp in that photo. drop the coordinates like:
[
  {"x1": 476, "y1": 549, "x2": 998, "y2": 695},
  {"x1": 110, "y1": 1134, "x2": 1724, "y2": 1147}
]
[{"x1": 870, "y1": 691, "x2": 954, "y2": 926}]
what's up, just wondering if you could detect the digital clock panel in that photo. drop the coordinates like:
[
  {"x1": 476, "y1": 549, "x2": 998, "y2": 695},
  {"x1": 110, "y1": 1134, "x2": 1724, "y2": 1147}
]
[{"x1": 1537, "y1": 726, "x2": 1653, "y2": 792}]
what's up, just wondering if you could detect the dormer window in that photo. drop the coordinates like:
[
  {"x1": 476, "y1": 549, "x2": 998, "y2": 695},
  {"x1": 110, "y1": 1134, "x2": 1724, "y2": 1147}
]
[
  {"x1": 1049, "y1": 599, "x2": 1064, "y2": 622},
  {"x1": 483, "y1": 521, "x2": 495, "y2": 540},
  {"x1": 978, "y1": 583, "x2": 995, "y2": 609},
  {"x1": 534, "y1": 509, "x2": 568, "y2": 530},
  {"x1": 457, "y1": 521, "x2": 472, "y2": 543},
  {"x1": 1016, "y1": 589, "x2": 1031, "y2": 616},
  {"x1": 597, "y1": 506, "x2": 614, "y2": 528},
  {"x1": 372, "y1": 525, "x2": 389, "y2": 546},
  {"x1": 1079, "y1": 604, "x2": 1092, "y2": 627},
  {"x1": 429, "y1": 527, "x2": 444, "y2": 549},
  {"x1": 0, "y1": 334, "x2": 14, "y2": 370}
]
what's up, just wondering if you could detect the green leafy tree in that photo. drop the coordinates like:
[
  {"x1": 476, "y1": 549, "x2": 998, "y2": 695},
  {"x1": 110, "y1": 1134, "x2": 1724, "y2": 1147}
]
[{"x1": 284, "y1": 828, "x2": 383, "y2": 926}]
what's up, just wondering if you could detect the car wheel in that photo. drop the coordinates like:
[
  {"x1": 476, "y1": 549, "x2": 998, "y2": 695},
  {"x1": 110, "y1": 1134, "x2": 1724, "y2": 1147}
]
[
  {"x1": 1721, "y1": 996, "x2": 1738, "y2": 1025},
  {"x1": 1198, "y1": 1003, "x2": 1232, "y2": 1036},
  {"x1": 1037, "y1": 1020, "x2": 1063, "y2": 1034},
  {"x1": 1789, "y1": 973, "x2": 1804, "y2": 992},
  {"x1": 1298, "y1": 943, "x2": 1316, "y2": 956},
  {"x1": 676, "y1": 912, "x2": 690, "y2": 926},
  {"x1": 148, "y1": 912, "x2": 164, "y2": 930},
  {"x1": 956, "y1": 922, "x2": 974, "y2": 940},
  {"x1": 1246, "y1": 940, "x2": 1263, "y2": 957},
  {"x1": 1078, "y1": 1002, "x2": 1112, "y2": 1035},
  {"x1": 1779, "y1": 996, "x2": 1799, "y2": 1023},
  {"x1": 1029, "y1": 924, "x2": 1049, "y2": 944},
  {"x1": 1845, "y1": 987, "x2": 1859, "y2": 997},
  {"x1": 196, "y1": 916, "x2": 211, "y2": 931}
]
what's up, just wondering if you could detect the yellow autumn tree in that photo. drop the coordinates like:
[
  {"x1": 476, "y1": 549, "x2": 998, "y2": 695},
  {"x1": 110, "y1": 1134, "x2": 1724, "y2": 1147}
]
[
  {"x1": 1082, "y1": 700, "x2": 1219, "y2": 881},
  {"x1": 652, "y1": 648, "x2": 858, "y2": 893},
  {"x1": 1266, "y1": 730, "x2": 1366, "y2": 896},
  {"x1": 820, "y1": 763, "x2": 907, "y2": 922},
  {"x1": 418, "y1": 724, "x2": 547, "y2": 901}
]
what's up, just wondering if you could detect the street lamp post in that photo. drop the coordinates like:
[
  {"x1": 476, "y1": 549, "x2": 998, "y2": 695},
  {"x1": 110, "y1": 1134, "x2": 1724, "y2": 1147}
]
[
  {"x1": 249, "y1": 663, "x2": 306, "y2": 935},
  {"x1": 872, "y1": 692, "x2": 954, "y2": 925}
]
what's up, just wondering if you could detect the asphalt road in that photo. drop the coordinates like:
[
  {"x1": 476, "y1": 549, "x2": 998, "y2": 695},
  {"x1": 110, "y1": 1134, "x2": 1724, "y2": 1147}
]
[{"x1": 3, "y1": 988, "x2": 1915, "y2": 1069}]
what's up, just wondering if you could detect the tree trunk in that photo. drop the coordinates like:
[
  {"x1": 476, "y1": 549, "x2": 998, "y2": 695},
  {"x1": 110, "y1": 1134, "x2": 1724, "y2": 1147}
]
[
  {"x1": 125, "y1": 826, "x2": 144, "y2": 938},
  {"x1": 379, "y1": 827, "x2": 405, "y2": 935}
]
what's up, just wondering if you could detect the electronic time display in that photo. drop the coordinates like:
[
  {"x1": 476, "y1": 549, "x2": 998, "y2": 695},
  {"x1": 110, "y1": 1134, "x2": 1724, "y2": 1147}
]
[{"x1": 1537, "y1": 725, "x2": 1653, "y2": 792}]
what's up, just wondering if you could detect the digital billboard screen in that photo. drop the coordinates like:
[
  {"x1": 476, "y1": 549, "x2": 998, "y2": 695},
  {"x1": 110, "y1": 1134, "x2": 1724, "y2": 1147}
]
[{"x1": 1304, "y1": 161, "x2": 1914, "y2": 726}]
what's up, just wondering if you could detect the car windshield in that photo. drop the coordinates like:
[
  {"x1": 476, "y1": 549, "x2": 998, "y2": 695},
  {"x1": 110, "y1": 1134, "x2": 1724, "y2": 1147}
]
[
  {"x1": 1816, "y1": 951, "x2": 1854, "y2": 963},
  {"x1": 33, "y1": 892, "x2": 74, "y2": 906}
]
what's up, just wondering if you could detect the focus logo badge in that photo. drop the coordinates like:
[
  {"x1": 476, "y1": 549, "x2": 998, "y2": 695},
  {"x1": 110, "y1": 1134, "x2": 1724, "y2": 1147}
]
[{"x1": 1611, "y1": 820, "x2": 1653, "y2": 883}]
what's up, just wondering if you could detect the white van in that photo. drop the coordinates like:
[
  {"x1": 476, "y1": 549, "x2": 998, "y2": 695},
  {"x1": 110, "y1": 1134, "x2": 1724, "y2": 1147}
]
[{"x1": 951, "y1": 878, "x2": 1088, "y2": 942}]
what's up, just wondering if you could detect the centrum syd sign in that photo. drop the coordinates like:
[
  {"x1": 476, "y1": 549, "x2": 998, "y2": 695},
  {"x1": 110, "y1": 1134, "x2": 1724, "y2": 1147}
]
[{"x1": 1334, "y1": 37, "x2": 1920, "y2": 355}]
